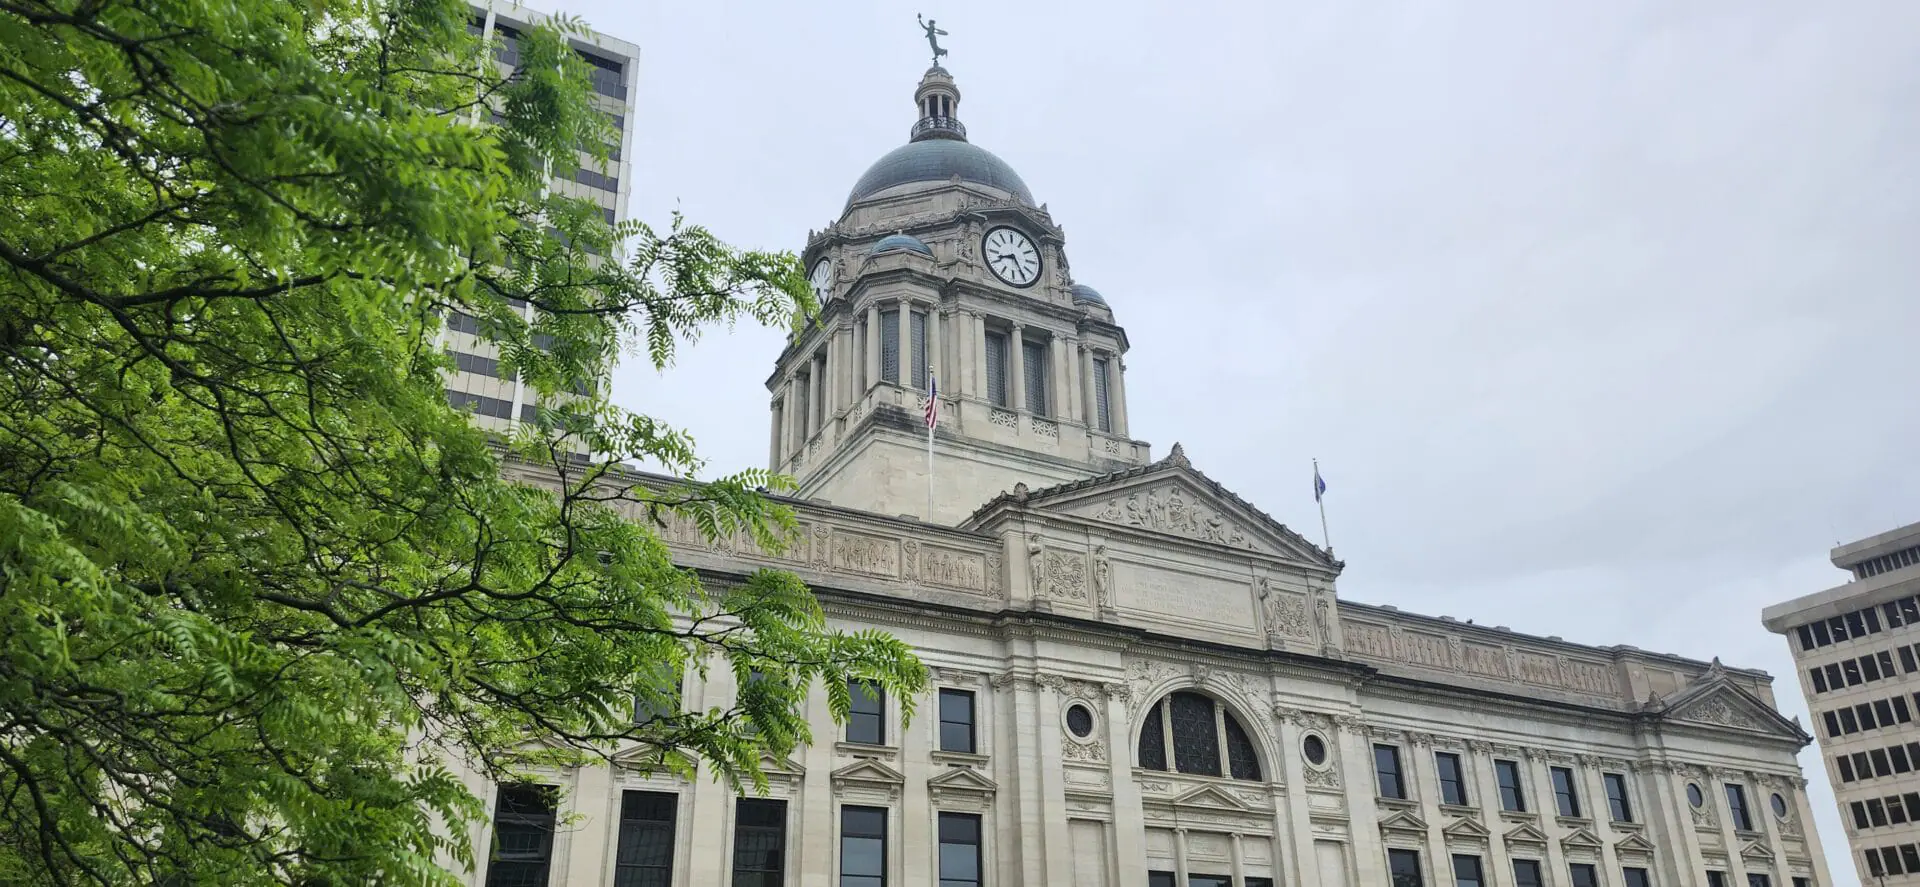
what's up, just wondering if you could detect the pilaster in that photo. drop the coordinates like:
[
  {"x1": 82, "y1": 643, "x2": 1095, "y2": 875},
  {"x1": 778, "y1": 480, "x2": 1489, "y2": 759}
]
[
  {"x1": 1009, "y1": 324, "x2": 1027, "y2": 412},
  {"x1": 897, "y1": 298, "x2": 914, "y2": 386},
  {"x1": 866, "y1": 303, "x2": 882, "y2": 391}
]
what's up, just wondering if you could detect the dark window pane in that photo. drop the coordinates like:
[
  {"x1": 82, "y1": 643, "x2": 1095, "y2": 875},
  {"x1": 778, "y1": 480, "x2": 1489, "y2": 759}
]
[
  {"x1": 1810, "y1": 667, "x2": 1827, "y2": 693},
  {"x1": 847, "y1": 680, "x2": 885, "y2": 745},
  {"x1": 1622, "y1": 868, "x2": 1651, "y2": 887},
  {"x1": 732, "y1": 799, "x2": 786, "y2": 887},
  {"x1": 984, "y1": 333, "x2": 1009, "y2": 407},
  {"x1": 938, "y1": 689, "x2": 975, "y2": 753},
  {"x1": 839, "y1": 806, "x2": 887, "y2": 886},
  {"x1": 1551, "y1": 767, "x2": 1581, "y2": 818},
  {"x1": 1375, "y1": 745, "x2": 1405, "y2": 800},
  {"x1": 1388, "y1": 848, "x2": 1423, "y2": 887},
  {"x1": 879, "y1": 310, "x2": 900, "y2": 384},
  {"x1": 1436, "y1": 753, "x2": 1468, "y2": 806},
  {"x1": 488, "y1": 784, "x2": 558, "y2": 887},
  {"x1": 1169, "y1": 693, "x2": 1221, "y2": 776},
  {"x1": 1726, "y1": 784, "x2": 1753, "y2": 831},
  {"x1": 1223, "y1": 710, "x2": 1262, "y2": 781},
  {"x1": 1138, "y1": 701, "x2": 1167, "y2": 770},
  {"x1": 1496, "y1": 760, "x2": 1526, "y2": 812},
  {"x1": 1604, "y1": 773, "x2": 1633, "y2": 823},
  {"x1": 1452, "y1": 854, "x2": 1484, "y2": 887},
  {"x1": 1092, "y1": 358, "x2": 1112, "y2": 432},
  {"x1": 1512, "y1": 860, "x2": 1544, "y2": 887},
  {"x1": 614, "y1": 790, "x2": 676, "y2": 887},
  {"x1": 1148, "y1": 873, "x2": 1177, "y2": 887},
  {"x1": 936, "y1": 813, "x2": 980, "y2": 887},
  {"x1": 1570, "y1": 863, "x2": 1599, "y2": 887},
  {"x1": 1022, "y1": 339, "x2": 1048, "y2": 416},
  {"x1": 910, "y1": 311, "x2": 928, "y2": 390}
]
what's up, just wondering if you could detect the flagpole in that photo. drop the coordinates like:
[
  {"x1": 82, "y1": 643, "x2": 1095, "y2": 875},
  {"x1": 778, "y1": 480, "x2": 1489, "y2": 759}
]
[{"x1": 1314, "y1": 457, "x2": 1331, "y2": 552}]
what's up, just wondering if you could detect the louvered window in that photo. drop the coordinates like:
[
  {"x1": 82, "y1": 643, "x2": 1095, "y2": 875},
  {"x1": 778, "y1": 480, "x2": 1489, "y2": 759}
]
[
  {"x1": 1091, "y1": 357, "x2": 1112, "y2": 432},
  {"x1": 1022, "y1": 339, "x2": 1047, "y2": 415},
  {"x1": 879, "y1": 309, "x2": 900, "y2": 384},
  {"x1": 909, "y1": 311, "x2": 928, "y2": 390},
  {"x1": 984, "y1": 332, "x2": 1009, "y2": 407}
]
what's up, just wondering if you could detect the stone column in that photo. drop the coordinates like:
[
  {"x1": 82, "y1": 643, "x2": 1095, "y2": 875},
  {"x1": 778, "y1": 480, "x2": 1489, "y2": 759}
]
[
  {"x1": 1335, "y1": 717, "x2": 1389, "y2": 887},
  {"x1": 1111, "y1": 357, "x2": 1130, "y2": 437},
  {"x1": 1646, "y1": 764, "x2": 1709, "y2": 887},
  {"x1": 779, "y1": 379, "x2": 797, "y2": 463},
  {"x1": 1081, "y1": 347, "x2": 1100, "y2": 432},
  {"x1": 768, "y1": 398, "x2": 783, "y2": 468},
  {"x1": 929, "y1": 308, "x2": 944, "y2": 392},
  {"x1": 808, "y1": 356, "x2": 825, "y2": 436},
  {"x1": 1107, "y1": 690, "x2": 1150, "y2": 887},
  {"x1": 836, "y1": 323, "x2": 856, "y2": 409},
  {"x1": 1579, "y1": 759, "x2": 1620, "y2": 876},
  {"x1": 972, "y1": 313, "x2": 988, "y2": 397},
  {"x1": 896, "y1": 299, "x2": 914, "y2": 388},
  {"x1": 865, "y1": 302, "x2": 882, "y2": 393},
  {"x1": 821, "y1": 334, "x2": 838, "y2": 422},
  {"x1": 1526, "y1": 752, "x2": 1571, "y2": 880},
  {"x1": 1271, "y1": 712, "x2": 1316, "y2": 887},
  {"x1": 1009, "y1": 324, "x2": 1027, "y2": 413},
  {"x1": 1757, "y1": 775, "x2": 1794, "y2": 885}
]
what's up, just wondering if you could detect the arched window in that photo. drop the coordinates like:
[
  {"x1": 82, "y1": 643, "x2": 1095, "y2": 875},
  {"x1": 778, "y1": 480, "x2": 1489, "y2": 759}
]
[{"x1": 1135, "y1": 691, "x2": 1262, "y2": 781}]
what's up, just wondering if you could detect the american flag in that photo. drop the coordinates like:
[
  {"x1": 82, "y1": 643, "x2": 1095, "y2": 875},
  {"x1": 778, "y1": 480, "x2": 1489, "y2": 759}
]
[{"x1": 923, "y1": 371, "x2": 939, "y2": 430}]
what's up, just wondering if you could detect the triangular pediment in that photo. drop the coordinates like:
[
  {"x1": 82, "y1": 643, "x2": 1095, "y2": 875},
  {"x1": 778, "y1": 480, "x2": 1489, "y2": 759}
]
[
  {"x1": 927, "y1": 766, "x2": 996, "y2": 794},
  {"x1": 964, "y1": 445, "x2": 1339, "y2": 571},
  {"x1": 1442, "y1": 817, "x2": 1491, "y2": 840},
  {"x1": 1503, "y1": 822, "x2": 1549, "y2": 846},
  {"x1": 830, "y1": 758, "x2": 904, "y2": 786},
  {"x1": 1560, "y1": 827, "x2": 1603, "y2": 850},
  {"x1": 1614, "y1": 833, "x2": 1656, "y2": 855},
  {"x1": 1740, "y1": 839, "x2": 1774, "y2": 861},
  {"x1": 1658, "y1": 674, "x2": 1808, "y2": 741},
  {"x1": 1378, "y1": 809, "x2": 1429, "y2": 835},
  {"x1": 1171, "y1": 783, "x2": 1255, "y2": 811}
]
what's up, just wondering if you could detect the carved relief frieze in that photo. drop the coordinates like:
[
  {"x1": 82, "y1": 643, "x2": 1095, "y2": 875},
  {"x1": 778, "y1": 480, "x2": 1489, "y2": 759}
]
[
  {"x1": 1042, "y1": 548, "x2": 1089, "y2": 602},
  {"x1": 918, "y1": 544, "x2": 987, "y2": 593},
  {"x1": 1403, "y1": 631, "x2": 1453, "y2": 670},
  {"x1": 1127, "y1": 659, "x2": 1185, "y2": 708},
  {"x1": 830, "y1": 530, "x2": 901, "y2": 578},
  {"x1": 1678, "y1": 697, "x2": 1765, "y2": 731},
  {"x1": 1063, "y1": 740, "x2": 1108, "y2": 763},
  {"x1": 985, "y1": 553, "x2": 1003, "y2": 595},
  {"x1": 1259, "y1": 577, "x2": 1312, "y2": 640},
  {"x1": 1088, "y1": 485, "x2": 1260, "y2": 551},
  {"x1": 1343, "y1": 621, "x2": 1395, "y2": 661}
]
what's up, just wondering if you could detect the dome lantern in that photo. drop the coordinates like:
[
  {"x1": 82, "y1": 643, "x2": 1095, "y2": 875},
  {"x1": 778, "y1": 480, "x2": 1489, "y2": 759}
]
[{"x1": 911, "y1": 66, "x2": 965, "y2": 142}]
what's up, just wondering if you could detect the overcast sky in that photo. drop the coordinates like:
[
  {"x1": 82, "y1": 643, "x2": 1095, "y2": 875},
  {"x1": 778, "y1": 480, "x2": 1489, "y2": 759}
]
[{"x1": 551, "y1": 0, "x2": 1918, "y2": 877}]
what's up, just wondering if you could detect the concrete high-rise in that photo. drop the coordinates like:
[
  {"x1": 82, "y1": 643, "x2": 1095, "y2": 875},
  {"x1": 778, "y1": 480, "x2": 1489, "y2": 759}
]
[{"x1": 1764, "y1": 520, "x2": 1920, "y2": 883}]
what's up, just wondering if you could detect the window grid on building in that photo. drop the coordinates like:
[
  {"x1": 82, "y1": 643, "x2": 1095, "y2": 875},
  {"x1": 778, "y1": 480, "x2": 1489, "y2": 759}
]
[
  {"x1": 1821, "y1": 691, "x2": 1914, "y2": 738},
  {"x1": 1837, "y1": 740, "x2": 1920, "y2": 783},
  {"x1": 879, "y1": 310, "x2": 900, "y2": 385},
  {"x1": 983, "y1": 331, "x2": 1009, "y2": 407},
  {"x1": 1091, "y1": 357, "x2": 1112, "y2": 432},
  {"x1": 731, "y1": 798, "x2": 786, "y2": 887},
  {"x1": 1550, "y1": 767, "x2": 1581, "y2": 818},
  {"x1": 613, "y1": 790, "x2": 676, "y2": 887},
  {"x1": 936, "y1": 812, "x2": 981, "y2": 887},
  {"x1": 839, "y1": 806, "x2": 887, "y2": 887},
  {"x1": 1856, "y1": 544, "x2": 1920, "y2": 579},
  {"x1": 1496, "y1": 759, "x2": 1527, "y2": 812},
  {"x1": 485, "y1": 783, "x2": 557, "y2": 887},
  {"x1": 1603, "y1": 772, "x2": 1633, "y2": 823},
  {"x1": 1135, "y1": 692, "x2": 1260, "y2": 781},
  {"x1": 1375, "y1": 744, "x2": 1406, "y2": 800},
  {"x1": 847, "y1": 679, "x2": 885, "y2": 745},
  {"x1": 938, "y1": 689, "x2": 976, "y2": 754},
  {"x1": 1436, "y1": 752, "x2": 1468, "y2": 806},
  {"x1": 1021, "y1": 339, "x2": 1047, "y2": 415}
]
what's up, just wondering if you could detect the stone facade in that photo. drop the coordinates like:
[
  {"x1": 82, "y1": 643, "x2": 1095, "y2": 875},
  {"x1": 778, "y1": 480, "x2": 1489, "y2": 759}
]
[{"x1": 446, "y1": 62, "x2": 1833, "y2": 887}]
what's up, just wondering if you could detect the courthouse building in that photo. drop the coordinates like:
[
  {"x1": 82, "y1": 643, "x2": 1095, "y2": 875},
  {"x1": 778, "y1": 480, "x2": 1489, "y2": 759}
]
[
  {"x1": 1764, "y1": 520, "x2": 1920, "y2": 883},
  {"x1": 456, "y1": 61, "x2": 1833, "y2": 887}
]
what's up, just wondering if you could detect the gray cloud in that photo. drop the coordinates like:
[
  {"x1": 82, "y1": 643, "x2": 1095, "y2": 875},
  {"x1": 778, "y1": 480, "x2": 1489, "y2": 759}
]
[{"x1": 564, "y1": 0, "x2": 1920, "y2": 879}]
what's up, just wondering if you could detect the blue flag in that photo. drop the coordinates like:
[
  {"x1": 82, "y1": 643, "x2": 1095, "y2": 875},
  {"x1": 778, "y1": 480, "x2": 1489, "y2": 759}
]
[{"x1": 1314, "y1": 465, "x2": 1327, "y2": 503}]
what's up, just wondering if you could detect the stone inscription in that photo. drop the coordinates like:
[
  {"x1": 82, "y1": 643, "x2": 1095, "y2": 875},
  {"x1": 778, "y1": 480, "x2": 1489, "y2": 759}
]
[{"x1": 1116, "y1": 563, "x2": 1247, "y2": 627}]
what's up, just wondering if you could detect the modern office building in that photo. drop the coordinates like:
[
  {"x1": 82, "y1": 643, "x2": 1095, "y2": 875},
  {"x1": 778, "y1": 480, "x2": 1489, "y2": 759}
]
[
  {"x1": 442, "y1": 59, "x2": 1833, "y2": 887},
  {"x1": 1764, "y1": 520, "x2": 1920, "y2": 883},
  {"x1": 444, "y1": 1, "x2": 638, "y2": 435}
]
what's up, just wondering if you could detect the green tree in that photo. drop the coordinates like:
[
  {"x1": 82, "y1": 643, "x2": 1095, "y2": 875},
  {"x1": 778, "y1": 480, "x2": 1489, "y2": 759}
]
[{"x1": 0, "y1": 0, "x2": 923, "y2": 884}]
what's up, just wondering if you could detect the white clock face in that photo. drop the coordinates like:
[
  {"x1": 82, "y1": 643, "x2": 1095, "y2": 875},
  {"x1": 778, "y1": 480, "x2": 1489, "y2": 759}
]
[
  {"x1": 983, "y1": 227, "x2": 1041, "y2": 287},
  {"x1": 808, "y1": 259, "x2": 833, "y2": 303}
]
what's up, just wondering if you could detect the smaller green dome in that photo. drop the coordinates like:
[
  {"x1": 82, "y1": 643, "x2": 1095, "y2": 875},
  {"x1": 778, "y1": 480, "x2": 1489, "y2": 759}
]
[{"x1": 871, "y1": 233, "x2": 933, "y2": 257}]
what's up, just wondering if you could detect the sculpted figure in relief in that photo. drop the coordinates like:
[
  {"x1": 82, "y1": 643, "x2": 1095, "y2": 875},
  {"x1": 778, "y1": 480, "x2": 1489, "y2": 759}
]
[
  {"x1": 1093, "y1": 546, "x2": 1112, "y2": 607},
  {"x1": 1027, "y1": 537, "x2": 1044, "y2": 593}
]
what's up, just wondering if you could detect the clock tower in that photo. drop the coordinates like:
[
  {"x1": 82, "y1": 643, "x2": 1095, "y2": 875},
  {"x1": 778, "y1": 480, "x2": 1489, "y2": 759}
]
[{"x1": 767, "y1": 64, "x2": 1148, "y2": 524}]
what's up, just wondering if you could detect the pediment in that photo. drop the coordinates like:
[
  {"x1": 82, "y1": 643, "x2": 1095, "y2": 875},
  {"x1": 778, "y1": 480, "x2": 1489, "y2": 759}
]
[
  {"x1": 1740, "y1": 839, "x2": 1774, "y2": 861},
  {"x1": 1171, "y1": 783, "x2": 1255, "y2": 811},
  {"x1": 1378, "y1": 809, "x2": 1429, "y2": 835},
  {"x1": 1503, "y1": 822, "x2": 1549, "y2": 846},
  {"x1": 1659, "y1": 676, "x2": 1808, "y2": 741},
  {"x1": 963, "y1": 445, "x2": 1339, "y2": 572},
  {"x1": 1560, "y1": 827, "x2": 1603, "y2": 850},
  {"x1": 927, "y1": 766, "x2": 997, "y2": 795},
  {"x1": 830, "y1": 758, "x2": 904, "y2": 787},
  {"x1": 1614, "y1": 833, "x2": 1656, "y2": 855},
  {"x1": 1442, "y1": 816, "x2": 1491, "y2": 840}
]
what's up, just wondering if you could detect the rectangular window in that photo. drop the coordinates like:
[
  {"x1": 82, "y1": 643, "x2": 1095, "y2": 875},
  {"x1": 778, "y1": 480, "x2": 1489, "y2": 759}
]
[
  {"x1": 1622, "y1": 868, "x2": 1651, "y2": 887},
  {"x1": 1091, "y1": 357, "x2": 1113, "y2": 432},
  {"x1": 731, "y1": 798, "x2": 786, "y2": 887},
  {"x1": 613, "y1": 791, "x2": 676, "y2": 887},
  {"x1": 448, "y1": 390, "x2": 515, "y2": 419},
  {"x1": 1824, "y1": 663, "x2": 1843, "y2": 689},
  {"x1": 634, "y1": 664, "x2": 683, "y2": 725},
  {"x1": 1844, "y1": 660, "x2": 1863, "y2": 685},
  {"x1": 910, "y1": 311, "x2": 928, "y2": 390},
  {"x1": 1147, "y1": 873, "x2": 1176, "y2": 887},
  {"x1": 839, "y1": 806, "x2": 887, "y2": 887},
  {"x1": 1746, "y1": 876, "x2": 1771, "y2": 887},
  {"x1": 1495, "y1": 760, "x2": 1527, "y2": 812},
  {"x1": 1022, "y1": 339, "x2": 1048, "y2": 415},
  {"x1": 453, "y1": 350, "x2": 504, "y2": 378},
  {"x1": 1569, "y1": 863, "x2": 1599, "y2": 887},
  {"x1": 1726, "y1": 783, "x2": 1754, "y2": 831},
  {"x1": 1796, "y1": 624, "x2": 1815, "y2": 650},
  {"x1": 1388, "y1": 848, "x2": 1423, "y2": 887},
  {"x1": 1810, "y1": 667, "x2": 1827, "y2": 693},
  {"x1": 984, "y1": 332, "x2": 1009, "y2": 407},
  {"x1": 1903, "y1": 645, "x2": 1918, "y2": 673},
  {"x1": 486, "y1": 783, "x2": 557, "y2": 887},
  {"x1": 847, "y1": 679, "x2": 886, "y2": 745},
  {"x1": 1435, "y1": 752, "x2": 1468, "y2": 806},
  {"x1": 1872, "y1": 748, "x2": 1892, "y2": 776},
  {"x1": 1839, "y1": 707, "x2": 1859, "y2": 733},
  {"x1": 1189, "y1": 877, "x2": 1230, "y2": 887},
  {"x1": 1603, "y1": 772, "x2": 1633, "y2": 823},
  {"x1": 1374, "y1": 744, "x2": 1406, "y2": 800},
  {"x1": 1854, "y1": 801, "x2": 1870, "y2": 830},
  {"x1": 1865, "y1": 654, "x2": 1884, "y2": 681},
  {"x1": 1905, "y1": 843, "x2": 1920, "y2": 873},
  {"x1": 1550, "y1": 766, "x2": 1581, "y2": 818},
  {"x1": 1452, "y1": 854, "x2": 1484, "y2": 887},
  {"x1": 936, "y1": 812, "x2": 981, "y2": 887},
  {"x1": 1823, "y1": 711, "x2": 1841, "y2": 738},
  {"x1": 938, "y1": 689, "x2": 976, "y2": 753},
  {"x1": 1839, "y1": 755, "x2": 1856, "y2": 782},
  {"x1": 1895, "y1": 745, "x2": 1913, "y2": 773},
  {"x1": 1811, "y1": 620, "x2": 1831, "y2": 646},
  {"x1": 1512, "y1": 860, "x2": 1544, "y2": 887},
  {"x1": 879, "y1": 310, "x2": 901, "y2": 384},
  {"x1": 1707, "y1": 873, "x2": 1728, "y2": 887}
]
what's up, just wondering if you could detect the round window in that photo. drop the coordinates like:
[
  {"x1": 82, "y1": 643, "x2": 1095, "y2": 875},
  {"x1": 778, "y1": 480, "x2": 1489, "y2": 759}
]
[
  {"x1": 1302, "y1": 734, "x2": 1328, "y2": 766},
  {"x1": 1066, "y1": 703, "x2": 1095, "y2": 738},
  {"x1": 1771, "y1": 793, "x2": 1789, "y2": 818},
  {"x1": 1687, "y1": 783, "x2": 1704, "y2": 808}
]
